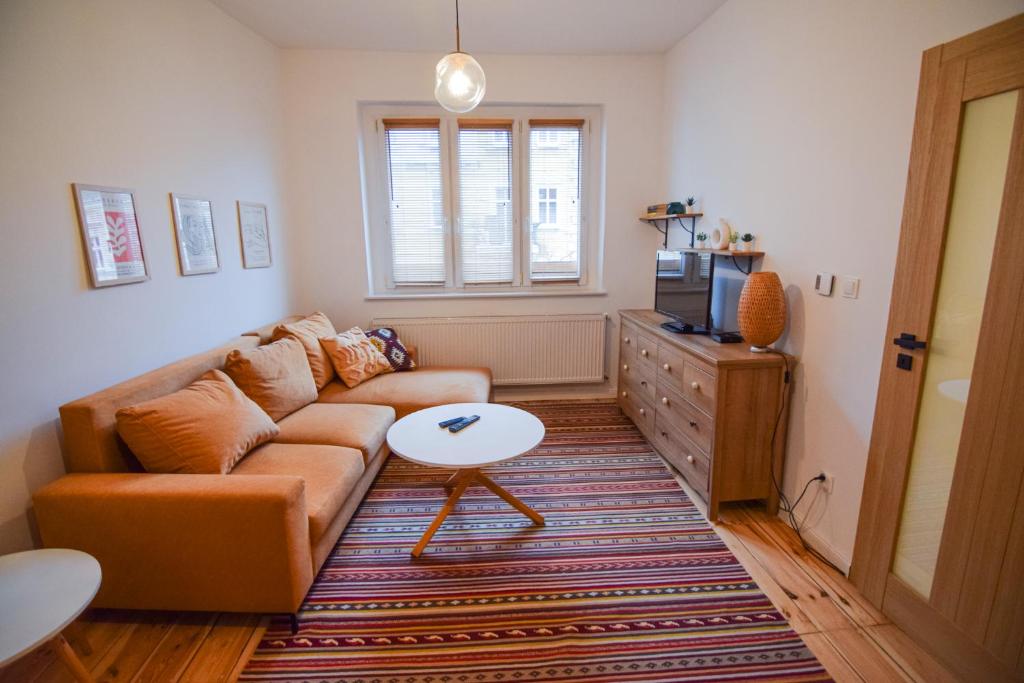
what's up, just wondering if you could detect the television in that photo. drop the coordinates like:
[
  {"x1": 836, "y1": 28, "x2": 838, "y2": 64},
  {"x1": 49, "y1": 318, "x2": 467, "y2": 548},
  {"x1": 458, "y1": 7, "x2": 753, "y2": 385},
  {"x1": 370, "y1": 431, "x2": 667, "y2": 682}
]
[{"x1": 655, "y1": 250, "x2": 743, "y2": 335}]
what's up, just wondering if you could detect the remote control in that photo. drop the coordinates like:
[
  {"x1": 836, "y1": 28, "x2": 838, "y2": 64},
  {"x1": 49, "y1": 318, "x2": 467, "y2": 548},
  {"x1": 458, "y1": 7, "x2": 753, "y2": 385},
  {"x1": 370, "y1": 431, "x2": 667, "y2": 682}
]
[
  {"x1": 438, "y1": 417, "x2": 465, "y2": 428},
  {"x1": 448, "y1": 415, "x2": 480, "y2": 433}
]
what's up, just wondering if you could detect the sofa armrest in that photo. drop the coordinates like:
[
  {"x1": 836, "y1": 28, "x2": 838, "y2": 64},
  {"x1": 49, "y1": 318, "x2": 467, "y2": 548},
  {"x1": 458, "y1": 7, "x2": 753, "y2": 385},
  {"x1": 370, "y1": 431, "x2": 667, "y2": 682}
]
[{"x1": 33, "y1": 473, "x2": 314, "y2": 613}]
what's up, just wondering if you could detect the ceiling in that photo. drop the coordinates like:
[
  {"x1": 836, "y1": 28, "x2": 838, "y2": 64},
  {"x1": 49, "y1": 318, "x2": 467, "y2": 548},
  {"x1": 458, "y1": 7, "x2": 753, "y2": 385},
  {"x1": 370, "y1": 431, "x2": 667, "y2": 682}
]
[{"x1": 209, "y1": 0, "x2": 727, "y2": 54}]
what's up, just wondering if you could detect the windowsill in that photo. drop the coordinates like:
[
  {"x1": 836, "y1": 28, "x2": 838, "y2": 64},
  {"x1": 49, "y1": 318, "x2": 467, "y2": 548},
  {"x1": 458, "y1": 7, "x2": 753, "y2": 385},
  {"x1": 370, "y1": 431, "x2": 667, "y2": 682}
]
[{"x1": 365, "y1": 288, "x2": 608, "y2": 301}]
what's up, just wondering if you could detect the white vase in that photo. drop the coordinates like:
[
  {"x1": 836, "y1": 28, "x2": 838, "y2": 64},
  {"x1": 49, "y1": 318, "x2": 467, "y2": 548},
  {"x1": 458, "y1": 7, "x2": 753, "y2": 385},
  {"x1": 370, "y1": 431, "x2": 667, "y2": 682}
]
[{"x1": 712, "y1": 219, "x2": 732, "y2": 250}]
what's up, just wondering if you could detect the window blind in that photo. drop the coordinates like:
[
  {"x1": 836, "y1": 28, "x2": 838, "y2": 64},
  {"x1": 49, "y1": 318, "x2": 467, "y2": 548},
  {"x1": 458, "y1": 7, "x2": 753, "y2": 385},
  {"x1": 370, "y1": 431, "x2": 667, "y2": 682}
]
[
  {"x1": 457, "y1": 121, "x2": 513, "y2": 284},
  {"x1": 528, "y1": 120, "x2": 582, "y2": 280},
  {"x1": 384, "y1": 119, "x2": 446, "y2": 285}
]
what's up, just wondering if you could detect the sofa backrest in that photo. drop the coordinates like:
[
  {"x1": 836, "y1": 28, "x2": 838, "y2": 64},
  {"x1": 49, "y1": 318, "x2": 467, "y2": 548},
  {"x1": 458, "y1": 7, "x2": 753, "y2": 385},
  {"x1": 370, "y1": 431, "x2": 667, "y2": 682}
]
[
  {"x1": 241, "y1": 314, "x2": 306, "y2": 344},
  {"x1": 59, "y1": 336, "x2": 261, "y2": 473}
]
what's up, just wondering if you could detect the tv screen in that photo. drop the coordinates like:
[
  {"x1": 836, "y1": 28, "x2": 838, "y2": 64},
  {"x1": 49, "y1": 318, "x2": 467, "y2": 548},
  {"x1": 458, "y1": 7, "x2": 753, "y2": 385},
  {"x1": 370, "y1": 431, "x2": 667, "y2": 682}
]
[
  {"x1": 655, "y1": 250, "x2": 713, "y2": 332},
  {"x1": 655, "y1": 250, "x2": 744, "y2": 333}
]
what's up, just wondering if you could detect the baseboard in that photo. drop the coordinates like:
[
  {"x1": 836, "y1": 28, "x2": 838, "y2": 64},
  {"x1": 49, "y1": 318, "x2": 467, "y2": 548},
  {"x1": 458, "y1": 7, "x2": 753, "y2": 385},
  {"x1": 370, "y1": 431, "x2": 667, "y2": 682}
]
[{"x1": 776, "y1": 513, "x2": 852, "y2": 575}]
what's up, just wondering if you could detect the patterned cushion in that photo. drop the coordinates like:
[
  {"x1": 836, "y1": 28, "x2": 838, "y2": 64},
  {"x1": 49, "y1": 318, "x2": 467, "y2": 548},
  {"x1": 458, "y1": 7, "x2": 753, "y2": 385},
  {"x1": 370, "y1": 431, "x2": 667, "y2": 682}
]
[{"x1": 365, "y1": 327, "x2": 416, "y2": 372}]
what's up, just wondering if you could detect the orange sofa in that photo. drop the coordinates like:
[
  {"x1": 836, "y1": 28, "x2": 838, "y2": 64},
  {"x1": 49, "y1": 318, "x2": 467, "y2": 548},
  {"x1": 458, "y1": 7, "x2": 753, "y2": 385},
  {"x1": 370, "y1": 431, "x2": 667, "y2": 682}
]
[{"x1": 33, "y1": 315, "x2": 492, "y2": 615}]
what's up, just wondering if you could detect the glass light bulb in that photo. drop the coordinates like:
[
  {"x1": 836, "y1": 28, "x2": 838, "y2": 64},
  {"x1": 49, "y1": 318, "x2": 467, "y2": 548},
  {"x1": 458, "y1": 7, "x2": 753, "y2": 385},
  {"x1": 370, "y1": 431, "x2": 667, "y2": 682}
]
[{"x1": 435, "y1": 52, "x2": 486, "y2": 113}]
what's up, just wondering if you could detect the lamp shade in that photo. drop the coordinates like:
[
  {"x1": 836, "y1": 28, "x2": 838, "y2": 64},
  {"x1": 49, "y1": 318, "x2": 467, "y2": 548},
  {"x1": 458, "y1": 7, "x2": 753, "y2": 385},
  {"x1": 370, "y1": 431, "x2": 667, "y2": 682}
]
[
  {"x1": 435, "y1": 52, "x2": 486, "y2": 113},
  {"x1": 738, "y1": 271, "x2": 787, "y2": 352}
]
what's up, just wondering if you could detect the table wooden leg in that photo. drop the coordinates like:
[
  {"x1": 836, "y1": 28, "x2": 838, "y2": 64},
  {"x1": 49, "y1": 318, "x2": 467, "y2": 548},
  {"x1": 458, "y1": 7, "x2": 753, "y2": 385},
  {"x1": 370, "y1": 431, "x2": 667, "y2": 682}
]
[
  {"x1": 51, "y1": 633, "x2": 94, "y2": 683},
  {"x1": 412, "y1": 469, "x2": 474, "y2": 558},
  {"x1": 442, "y1": 471, "x2": 460, "y2": 493},
  {"x1": 475, "y1": 472, "x2": 545, "y2": 526}
]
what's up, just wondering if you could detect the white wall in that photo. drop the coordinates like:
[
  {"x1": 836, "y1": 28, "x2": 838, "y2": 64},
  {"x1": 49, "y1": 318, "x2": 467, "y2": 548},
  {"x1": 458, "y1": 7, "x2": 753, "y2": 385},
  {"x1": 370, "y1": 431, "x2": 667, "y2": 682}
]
[
  {"x1": 662, "y1": 0, "x2": 1024, "y2": 568},
  {"x1": 0, "y1": 0, "x2": 293, "y2": 553},
  {"x1": 280, "y1": 50, "x2": 665, "y2": 399}
]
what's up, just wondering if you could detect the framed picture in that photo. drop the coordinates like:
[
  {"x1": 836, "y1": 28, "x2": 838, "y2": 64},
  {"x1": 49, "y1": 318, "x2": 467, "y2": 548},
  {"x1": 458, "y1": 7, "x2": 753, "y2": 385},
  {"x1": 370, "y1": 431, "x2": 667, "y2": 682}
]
[
  {"x1": 237, "y1": 201, "x2": 272, "y2": 268},
  {"x1": 72, "y1": 183, "x2": 149, "y2": 288},
  {"x1": 170, "y1": 194, "x2": 220, "y2": 275}
]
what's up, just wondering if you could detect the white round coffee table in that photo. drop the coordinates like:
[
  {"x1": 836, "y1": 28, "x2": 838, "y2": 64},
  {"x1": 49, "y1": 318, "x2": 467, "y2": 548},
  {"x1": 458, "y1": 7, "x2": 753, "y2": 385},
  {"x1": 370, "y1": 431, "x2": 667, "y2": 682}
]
[
  {"x1": 0, "y1": 548, "x2": 101, "y2": 682},
  {"x1": 386, "y1": 402, "x2": 546, "y2": 557}
]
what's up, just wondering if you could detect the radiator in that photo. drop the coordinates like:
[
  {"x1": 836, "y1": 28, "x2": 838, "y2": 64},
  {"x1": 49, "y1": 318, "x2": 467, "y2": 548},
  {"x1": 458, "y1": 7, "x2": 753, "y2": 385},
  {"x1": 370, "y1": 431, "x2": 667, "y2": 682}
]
[{"x1": 370, "y1": 314, "x2": 607, "y2": 385}]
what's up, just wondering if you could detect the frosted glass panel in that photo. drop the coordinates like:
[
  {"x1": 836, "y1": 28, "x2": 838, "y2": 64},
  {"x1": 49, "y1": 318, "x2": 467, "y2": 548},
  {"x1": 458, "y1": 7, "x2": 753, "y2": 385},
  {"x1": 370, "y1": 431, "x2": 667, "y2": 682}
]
[{"x1": 893, "y1": 90, "x2": 1018, "y2": 597}]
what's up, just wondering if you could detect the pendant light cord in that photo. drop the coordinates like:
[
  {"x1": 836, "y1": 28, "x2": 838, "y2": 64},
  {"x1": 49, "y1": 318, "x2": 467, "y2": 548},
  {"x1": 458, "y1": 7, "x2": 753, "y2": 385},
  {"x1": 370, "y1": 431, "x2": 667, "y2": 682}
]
[{"x1": 455, "y1": 0, "x2": 461, "y2": 52}]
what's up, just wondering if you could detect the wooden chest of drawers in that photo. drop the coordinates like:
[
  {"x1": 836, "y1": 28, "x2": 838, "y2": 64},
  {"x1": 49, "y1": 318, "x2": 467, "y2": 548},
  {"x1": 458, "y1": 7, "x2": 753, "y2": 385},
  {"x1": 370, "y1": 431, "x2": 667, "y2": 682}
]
[{"x1": 617, "y1": 309, "x2": 792, "y2": 520}]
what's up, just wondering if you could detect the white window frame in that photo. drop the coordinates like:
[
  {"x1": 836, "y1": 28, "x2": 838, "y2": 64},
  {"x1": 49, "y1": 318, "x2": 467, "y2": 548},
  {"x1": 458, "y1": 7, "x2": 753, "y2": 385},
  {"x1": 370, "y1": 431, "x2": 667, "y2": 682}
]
[{"x1": 360, "y1": 104, "x2": 603, "y2": 298}]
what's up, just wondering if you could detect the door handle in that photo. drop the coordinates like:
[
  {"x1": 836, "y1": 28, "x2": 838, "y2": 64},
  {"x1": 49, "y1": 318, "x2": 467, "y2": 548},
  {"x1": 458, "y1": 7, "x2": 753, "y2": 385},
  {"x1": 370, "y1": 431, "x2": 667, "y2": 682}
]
[{"x1": 893, "y1": 333, "x2": 927, "y2": 350}]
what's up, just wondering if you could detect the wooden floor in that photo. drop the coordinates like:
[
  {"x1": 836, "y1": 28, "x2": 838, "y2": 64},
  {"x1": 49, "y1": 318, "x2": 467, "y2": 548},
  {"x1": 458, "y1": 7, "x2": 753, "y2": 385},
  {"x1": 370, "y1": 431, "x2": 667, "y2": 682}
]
[{"x1": 2, "y1": 469, "x2": 961, "y2": 682}]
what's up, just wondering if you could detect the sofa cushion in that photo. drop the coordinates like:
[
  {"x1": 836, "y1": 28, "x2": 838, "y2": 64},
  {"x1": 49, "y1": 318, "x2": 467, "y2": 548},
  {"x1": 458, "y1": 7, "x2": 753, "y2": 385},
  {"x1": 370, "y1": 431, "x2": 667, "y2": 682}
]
[
  {"x1": 317, "y1": 367, "x2": 492, "y2": 418},
  {"x1": 365, "y1": 327, "x2": 416, "y2": 371},
  {"x1": 232, "y1": 442, "x2": 364, "y2": 543},
  {"x1": 223, "y1": 338, "x2": 317, "y2": 421},
  {"x1": 320, "y1": 327, "x2": 394, "y2": 388},
  {"x1": 274, "y1": 403, "x2": 395, "y2": 464},
  {"x1": 271, "y1": 312, "x2": 337, "y2": 390},
  {"x1": 115, "y1": 370, "x2": 279, "y2": 474}
]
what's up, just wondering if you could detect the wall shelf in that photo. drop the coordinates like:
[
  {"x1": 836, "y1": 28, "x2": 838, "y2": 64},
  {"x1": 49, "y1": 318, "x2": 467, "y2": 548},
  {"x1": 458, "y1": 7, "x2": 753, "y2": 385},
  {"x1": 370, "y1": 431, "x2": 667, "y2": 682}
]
[
  {"x1": 679, "y1": 247, "x2": 763, "y2": 275},
  {"x1": 640, "y1": 213, "x2": 702, "y2": 249}
]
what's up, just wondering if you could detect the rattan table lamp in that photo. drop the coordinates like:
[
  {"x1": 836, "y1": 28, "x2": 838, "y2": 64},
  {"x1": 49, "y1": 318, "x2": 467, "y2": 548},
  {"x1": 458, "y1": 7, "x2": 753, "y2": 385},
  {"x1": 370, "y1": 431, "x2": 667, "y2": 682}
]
[{"x1": 737, "y1": 271, "x2": 786, "y2": 353}]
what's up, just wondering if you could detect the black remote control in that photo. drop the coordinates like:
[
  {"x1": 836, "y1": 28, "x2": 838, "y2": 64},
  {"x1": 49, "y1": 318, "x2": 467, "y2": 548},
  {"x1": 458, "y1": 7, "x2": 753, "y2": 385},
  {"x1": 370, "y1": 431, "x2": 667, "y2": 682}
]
[
  {"x1": 448, "y1": 415, "x2": 480, "y2": 433},
  {"x1": 438, "y1": 417, "x2": 465, "y2": 428}
]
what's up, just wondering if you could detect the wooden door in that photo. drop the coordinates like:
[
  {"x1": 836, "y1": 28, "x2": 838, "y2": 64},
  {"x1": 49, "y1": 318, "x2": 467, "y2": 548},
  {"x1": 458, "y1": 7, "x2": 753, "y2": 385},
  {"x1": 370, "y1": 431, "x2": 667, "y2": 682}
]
[{"x1": 851, "y1": 14, "x2": 1024, "y2": 682}]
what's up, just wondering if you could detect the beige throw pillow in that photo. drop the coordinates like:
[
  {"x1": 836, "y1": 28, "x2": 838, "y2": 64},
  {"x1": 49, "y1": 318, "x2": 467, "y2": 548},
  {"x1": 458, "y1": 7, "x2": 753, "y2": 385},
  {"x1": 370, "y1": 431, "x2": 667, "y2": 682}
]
[
  {"x1": 115, "y1": 370, "x2": 279, "y2": 474},
  {"x1": 271, "y1": 312, "x2": 337, "y2": 390},
  {"x1": 223, "y1": 337, "x2": 317, "y2": 421},
  {"x1": 321, "y1": 327, "x2": 394, "y2": 388}
]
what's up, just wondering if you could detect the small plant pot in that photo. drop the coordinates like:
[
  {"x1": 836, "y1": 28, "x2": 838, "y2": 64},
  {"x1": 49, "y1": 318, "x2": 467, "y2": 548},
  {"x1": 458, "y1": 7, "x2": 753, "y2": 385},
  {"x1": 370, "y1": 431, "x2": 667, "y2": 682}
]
[
  {"x1": 686, "y1": 205, "x2": 696, "y2": 215},
  {"x1": 742, "y1": 242, "x2": 754, "y2": 252},
  {"x1": 729, "y1": 242, "x2": 739, "y2": 251},
  {"x1": 696, "y1": 240, "x2": 707, "y2": 249}
]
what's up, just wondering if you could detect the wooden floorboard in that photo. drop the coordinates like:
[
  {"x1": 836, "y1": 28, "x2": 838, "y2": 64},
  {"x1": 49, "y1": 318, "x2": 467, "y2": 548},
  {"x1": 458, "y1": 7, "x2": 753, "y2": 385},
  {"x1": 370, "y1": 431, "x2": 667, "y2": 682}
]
[{"x1": 1, "y1": 459, "x2": 960, "y2": 683}]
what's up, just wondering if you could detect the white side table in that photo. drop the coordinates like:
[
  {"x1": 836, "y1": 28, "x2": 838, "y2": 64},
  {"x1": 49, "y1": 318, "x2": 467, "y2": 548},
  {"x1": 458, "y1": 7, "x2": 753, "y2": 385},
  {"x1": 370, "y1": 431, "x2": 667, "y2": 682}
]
[
  {"x1": 0, "y1": 549, "x2": 101, "y2": 682},
  {"x1": 386, "y1": 402, "x2": 546, "y2": 557}
]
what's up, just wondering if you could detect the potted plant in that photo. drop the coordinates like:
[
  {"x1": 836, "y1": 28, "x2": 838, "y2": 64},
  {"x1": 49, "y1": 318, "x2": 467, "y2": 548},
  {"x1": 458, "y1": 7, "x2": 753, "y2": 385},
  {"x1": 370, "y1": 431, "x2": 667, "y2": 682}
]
[
  {"x1": 741, "y1": 233, "x2": 755, "y2": 252},
  {"x1": 728, "y1": 231, "x2": 740, "y2": 251},
  {"x1": 696, "y1": 232, "x2": 708, "y2": 249},
  {"x1": 686, "y1": 197, "x2": 696, "y2": 214}
]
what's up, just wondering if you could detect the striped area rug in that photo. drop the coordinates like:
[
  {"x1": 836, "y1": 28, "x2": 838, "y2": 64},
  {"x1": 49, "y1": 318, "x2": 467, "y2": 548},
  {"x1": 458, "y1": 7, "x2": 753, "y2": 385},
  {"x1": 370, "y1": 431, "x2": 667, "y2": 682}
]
[{"x1": 240, "y1": 400, "x2": 829, "y2": 682}]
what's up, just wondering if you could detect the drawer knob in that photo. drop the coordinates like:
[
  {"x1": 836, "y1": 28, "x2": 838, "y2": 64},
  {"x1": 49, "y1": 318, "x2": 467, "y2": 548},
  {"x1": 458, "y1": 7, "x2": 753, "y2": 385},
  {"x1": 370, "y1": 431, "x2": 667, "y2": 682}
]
[
  {"x1": 689, "y1": 420, "x2": 698, "y2": 428},
  {"x1": 623, "y1": 364, "x2": 629, "y2": 371},
  {"x1": 640, "y1": 380, "x2": 647, "y2": 387},
  {"x1": 686, "y1": 455, "x2": 694, "y2": 464},
  {"x1": 663, "y1": 363, "x2": 671, "y2": 371},
  {"x1": 639, "y1": 408, "x2": 646, "y2": 416},
  {"x1": 641, "y1": 349, "x2": 648, "y2": 357},
  {"x1": 621, "y1": 390, "x2": 628, "y2": 398},
  {"x1": 661, "y1": 431, "x2": 668, "y2": 438},
  {"x1": 624, "y1": 336, "x2": 631, "y2": 344},
  {"x1": 661, "y1": 397, "x2": 669, "y2": 405},
  {"x1": 691, "y1": 381, "x2": 701, "y2": 391}
]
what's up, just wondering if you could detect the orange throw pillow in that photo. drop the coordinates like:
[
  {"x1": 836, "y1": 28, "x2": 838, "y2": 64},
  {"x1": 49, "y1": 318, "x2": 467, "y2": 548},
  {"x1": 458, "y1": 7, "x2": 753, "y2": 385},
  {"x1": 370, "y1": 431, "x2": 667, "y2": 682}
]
[
  {"x1": 271, "y1": 312, "x2": 337, "y2": 390},
  {"x1": 223, "y1": 337, "x2": 317, "y2": 421},
  {"x1": 115, "y1": 370, "x2": 279, "y2": 474},
  {"x1": 320, "y1": 327, "x2": 394, "y2": 388}
]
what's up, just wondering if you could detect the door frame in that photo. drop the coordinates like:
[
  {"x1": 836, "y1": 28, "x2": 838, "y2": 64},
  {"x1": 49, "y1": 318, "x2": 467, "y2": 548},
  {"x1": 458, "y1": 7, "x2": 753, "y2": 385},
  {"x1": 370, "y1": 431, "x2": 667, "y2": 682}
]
[{"x1": 850, "y1": 13, "x2": 1024, "y2": 682}]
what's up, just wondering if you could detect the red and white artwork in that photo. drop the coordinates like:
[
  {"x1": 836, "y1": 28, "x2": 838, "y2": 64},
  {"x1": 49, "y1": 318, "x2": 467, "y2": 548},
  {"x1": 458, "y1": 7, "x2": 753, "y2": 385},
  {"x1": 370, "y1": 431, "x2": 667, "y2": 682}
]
[{"x1": 73, "y1": 184, "x2": 148, "y2": 287}]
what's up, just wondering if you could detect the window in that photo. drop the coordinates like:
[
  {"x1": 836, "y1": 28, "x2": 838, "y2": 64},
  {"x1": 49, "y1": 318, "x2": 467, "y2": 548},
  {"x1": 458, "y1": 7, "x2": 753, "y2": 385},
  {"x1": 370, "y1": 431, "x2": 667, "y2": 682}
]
[
  {"x1": 364, "y1": 106, "x2": 600, "y2": 296},
  {"x1": 383, "y1": 119, "x2": 446, "y2": 285},
  {"x1": 529, "y1": 121, "x2": 581, "y2": 280},
  {"x1": 457, "y1": 121, "x2": 513, "y2": 284}
]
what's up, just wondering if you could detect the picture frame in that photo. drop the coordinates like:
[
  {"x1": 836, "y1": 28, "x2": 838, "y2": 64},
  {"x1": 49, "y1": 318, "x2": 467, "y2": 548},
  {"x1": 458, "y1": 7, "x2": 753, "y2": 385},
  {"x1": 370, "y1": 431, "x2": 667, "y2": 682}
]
[
  {"x1": 170, "y1": 193, "x2": 220, "y2": 276},
  {"x1": 72, "y1": 183, "x2": 149, "y2": 288},
  {"x1": 237, "y1": 201, "x2": 272, "y2": 269}
]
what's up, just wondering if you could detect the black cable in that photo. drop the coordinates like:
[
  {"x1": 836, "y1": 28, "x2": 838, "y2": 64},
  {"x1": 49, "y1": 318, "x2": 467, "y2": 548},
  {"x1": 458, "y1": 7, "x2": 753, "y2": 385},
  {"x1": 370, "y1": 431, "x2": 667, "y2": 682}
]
[{"x1": 764, "y1": 349, "x2": 845, "y2": 575}]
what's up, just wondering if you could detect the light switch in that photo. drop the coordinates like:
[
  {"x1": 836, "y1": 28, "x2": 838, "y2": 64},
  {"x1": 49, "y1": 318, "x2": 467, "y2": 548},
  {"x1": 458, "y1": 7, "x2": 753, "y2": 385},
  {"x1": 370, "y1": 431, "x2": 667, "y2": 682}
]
[
  {"x1": 840, "y1": 276, "x2": 860, "y2": 299},
  {"x1": 815, "y1": 272, "x2": 834, "y2": 296}
]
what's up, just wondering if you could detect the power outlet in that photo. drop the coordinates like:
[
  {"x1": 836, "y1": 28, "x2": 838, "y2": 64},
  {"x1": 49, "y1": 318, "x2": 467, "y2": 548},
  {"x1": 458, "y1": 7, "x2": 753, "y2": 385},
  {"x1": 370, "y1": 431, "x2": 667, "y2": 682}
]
[{"x1": 820, "y1": 472, "x2": 834, "y2": 494}]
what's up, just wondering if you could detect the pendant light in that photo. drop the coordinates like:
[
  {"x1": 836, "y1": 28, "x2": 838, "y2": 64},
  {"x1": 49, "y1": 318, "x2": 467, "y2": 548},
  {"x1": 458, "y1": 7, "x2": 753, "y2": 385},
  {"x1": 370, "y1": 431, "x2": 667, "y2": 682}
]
[{"x1": 434, "y1": 0, "x2": 486, "y2": 113}]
